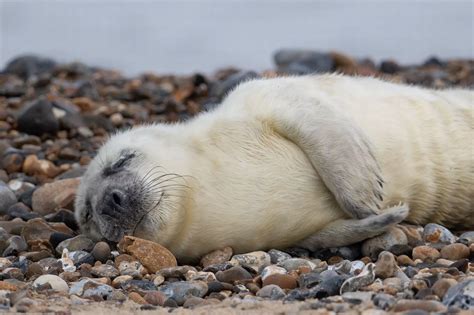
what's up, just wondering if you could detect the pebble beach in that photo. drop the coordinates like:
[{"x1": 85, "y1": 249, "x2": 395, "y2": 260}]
[{"x1": 0, "y1": 51, "x2": 473, "y2": 314}]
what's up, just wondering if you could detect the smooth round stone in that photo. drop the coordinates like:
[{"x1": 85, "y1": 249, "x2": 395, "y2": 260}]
[
  {"x1": 458, "y1": 231, "x2": 474, "y2": 246},
  {"x1": 200, "y1": 247, "x2": 233, "y2": 268},
  {"x1": 277, "y1": 258, "x2": 316, "y2": 272},
  {"x1": 412, "y1": 245, "x2": 440, "y2": 262},
  {"x1": 91, "y1": 242, "x2": 111, "y2": 263},
  {"x1": 182, "y1": 296, "x2": 205, "y2": 308},
  {"x1": 184, "y1": 270, "x2": 216, "y2": 282},
  {"x1": 118, "y1": 260, "x2": 145, "y2": 278},
  {"x1": 422, "y1": 223, "x2": 456, "y2": 244},
  {"x1": 392, "y1": 299, "x2": 447, "y2": 312},
  {"x1": 260, "y1": 265, "x2": 287, "y2": 281},
  {"x1": 230, "y1": 251, "x2": 271, "y2": 273},
  {"x1": 158, "y1": 266, "x2": 197, "y2": 279},
  {"x1": 33, "y1": 275, "x2": 68, "y2": 292},
  {"x1": 118, "y1": 236, "x2": 177, "y2": 273},
  {"x1": 268, "y1": 249, "x2": 291, "y2": 264},
  {"x1": 374, "y1": 251, "x2": 397, "y2": 279},
  {"x1": 361, "y1": 227, "x2": 408, "y2": 259},
  {"x1": 0, "y1": 182, "x2": 17, "y2": 215},
  {"x1": 262, "y1": 274, "x2": 297, "y2": 290},
  {"x1": 431, "y1": 278, "x2": 458, "y2": 299},
  {"x1": 144, "y1": 290, "x2": 167, "y2": 306},
  {"x1": 440, "y1": 243, "x2": 470, "y2": 260},
  {"x1": 256, "y1": 284, "x2": 286, "y2": 300},
  {"x1": 56, "y1": 235, "x2": 94, "y2": 254},
  {"x1": 128, "y1": 291, "x2": 147, "y2": 304},
  {"x1": 342, "y1": 291, "x2": 374, "y2": 303},
  {"x1": 90, "y1": 264, "x2": 119, "y2": 278},
  {"x1": 112, "y1": 275, "x2": 133, "y2": 288},
  {"x1": 397, "y1": 255, "x2": 415, "y2": 266},
  {"x1": 158, "y1": 281, "x2": 208, "y2": 306},
  {"x1": 82, "y1": 284, "x2": 115, "y2": 300},
  {"x1": 215, "y1": 266, "x2": 253, "y2": 283}
]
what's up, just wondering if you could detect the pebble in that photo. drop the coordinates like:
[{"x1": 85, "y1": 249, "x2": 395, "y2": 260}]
[
  {"x1": 56, "y1": 235, "x2": 94, "y2": 254},
  {"x1": 374, "y1": 251, "x2": 397, "y2": 279},
  {"x1": 268, "y1": 249, "x2": 292, "y2": 264},
  {"x1": 3, "y1": 235, "x2": 28, "y2": 256},
  {"x1": 17, "y1": 99, "x2": 59, "y2": 136},
  {"x1": 200, "y1": 246, "x2": 233, "y2": 268},
  {"x1": 340, "y1": 263, "x2": 375, "y2": 294},
  {"x1": 33, "y1": 275, "x2": 68, "y2": 292},
  {"x1": 230, "y1": 251, "x2": 271, "y2": 273},
  {"x1": 31, "y1": 178, "x2": 80, "y2": 215},
  {"x1": 412, "y1": 245, "x2": 441, "y2": 262},
  {"x1": 442, "y1": 279, "x2": 474, "y2": 310},
  {"x1": 422, "y1": 223, "x2": 456, "y2": 244},
  {"x1": 144, "y1": 290, "x2": 167, "y2": 306},
  {"x1": 392, "y1": 299, "x2": 447, "y2": 312},
  {"x1": 128, "y1": 291, "x2": 147, "y2": 304},
  {"x1": 216, "y1": 266, "x2": 253, "y2": 283},
  {"x1": 458, "y1": 231, "x2": 474, "y2": 245},
  {"x1": 23, "y1": 155, "x2": 61, "y2": 178},
  {"x1": 91, "y1": 242, "x2": 111, "y2": 263},
  {"x1": 440, "y1": 243, "x2": 470, "y2": 260},
  {"x1": 82, "y1": 284, "x2": 115, "y2": 300},
  {"x1": 277, "y1": 258, "x2": 316, "y2": 272},
  {"x1": 158, "y1": 281, "x2": 208, "y2": 306},
  {"x1": 261, "y1": 265, "x2": 287, "y2": 281},
  {"x1": 21, "y1": 218, "x2": 57, "y2": 242},
  {"x1": 263, "y1": 274, "x2": 297, "y2": 290},
  {"x1": 0, "y1": 182, "x2": 17, "y2": 214},
  {"x1": 90, "y1": 264, "x2": 120, "y2": 278},
  {"x1": 118, "y1": 236, "x2": 177, "y2": 273},
  {"x1": 256, "y1": 284, "x2": 286, "y2": 300},
  {"x1": 432, "y1": 278, "x2": 458, "y2": 299},
  {"x1": 361, "y1": 227, "x2": 408, "y2": 259}
]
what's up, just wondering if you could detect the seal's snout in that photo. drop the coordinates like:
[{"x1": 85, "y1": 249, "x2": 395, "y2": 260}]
[{"x1": 98, "y1": 188, "x2": 131, "y2": 218}]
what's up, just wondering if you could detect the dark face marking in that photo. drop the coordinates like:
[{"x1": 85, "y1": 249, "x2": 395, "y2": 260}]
[{"x1": 102, "y1": 151, "x2": 137, "y2": 177}]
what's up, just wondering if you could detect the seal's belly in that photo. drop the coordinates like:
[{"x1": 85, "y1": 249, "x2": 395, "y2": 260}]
[{"x1": 184, "y1": 121, "x2": 344, "y2": 256}]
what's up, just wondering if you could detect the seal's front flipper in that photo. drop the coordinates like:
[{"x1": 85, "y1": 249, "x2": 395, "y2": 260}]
[
  {"x1": 298, "y1": 203, "x2": 409, "y2": 251},
  {"x1": 225, "y1": 81, "x2": 384, "y2": 219}
]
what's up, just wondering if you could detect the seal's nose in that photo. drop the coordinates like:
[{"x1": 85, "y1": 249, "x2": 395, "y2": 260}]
[{"x1": 100, "y1": 189, "x2": 128, "y2": 217}]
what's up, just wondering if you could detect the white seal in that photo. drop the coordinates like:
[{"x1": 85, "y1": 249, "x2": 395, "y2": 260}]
[{"x1": 75, "y1": 74, "x2": 473, "y2": 261}]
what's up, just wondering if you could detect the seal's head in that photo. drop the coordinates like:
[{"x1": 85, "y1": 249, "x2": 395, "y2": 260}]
[{"x1": 75, "y1": 126, "x2": 191, "y2": 243}]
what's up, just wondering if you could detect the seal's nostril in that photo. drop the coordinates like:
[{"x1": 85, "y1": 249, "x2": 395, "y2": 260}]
[{"x1": 112, "y1": 191, "x2": 123, "y2": 207}]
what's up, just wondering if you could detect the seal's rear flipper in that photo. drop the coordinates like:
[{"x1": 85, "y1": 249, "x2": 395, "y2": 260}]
[{"x1": 298, "y1": 203, "x2": 409, "y2": 251}]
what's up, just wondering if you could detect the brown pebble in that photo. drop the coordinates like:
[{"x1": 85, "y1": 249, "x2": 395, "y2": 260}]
[
  {"x1": 183, "y1": 296, "x2": 205, "y2": 308},
  {"x1": 397, "y1": 255, "x2": 415, "y2": 266},
  {"x1": 262, "y1": 274, "x2": 297, "y2": 290},
  {"x1": 374, "y1": 251, "x2": 397, "y2": 279},
  {"x1": 129, "y1": 292, "x2": 147, "y2": 305},
  {"x1": 431, "y1": 278, "x2": 458, "y2": 299},
  {"x1": 144, "y1": 290, "x2": 167, "y2": 306},
  {"x1": 200, "y1": 247, "x2": 233, "y2": 268},
  {"x1": 31, "y1": 178, "x2": 80, "y2": 215},
  {"x1": 91, "y1": 241, "x2": 111, "y2": 262},
  {"x1": 440, "y1": 243, "x2": 470, "y2": 260},
  {"x1": 412, "y1": 245, "x2": 440, "y2": 262},
  {"x1": 0, "y1": 280, "x2": 18, "y2": 291},
  {"x1": 2, "y1": 153, "x2": 24, "y2": 174},
  {"x1": 392, "y1": 299, "x2": 447, "y2": 312},
  {"x1": 23, "y1": 155, "x2": 61, "y2": 178},
  {"x1": 118, "y1": 236, "x2": 177, "y2": 273}
]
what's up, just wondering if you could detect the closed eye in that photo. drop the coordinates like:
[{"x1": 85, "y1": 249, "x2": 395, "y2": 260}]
[{"x1": 102, "y1": 152, "x2": 136, "y2": 176}]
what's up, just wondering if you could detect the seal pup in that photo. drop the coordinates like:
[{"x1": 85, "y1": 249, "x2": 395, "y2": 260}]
[{"x1": 75, "y1": 74, "x2": 473, "y2": 261}]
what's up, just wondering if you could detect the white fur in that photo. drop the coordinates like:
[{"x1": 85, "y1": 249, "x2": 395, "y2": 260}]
[{"x1": 77, "y1": 75, "x2": 474, "y2": 261}]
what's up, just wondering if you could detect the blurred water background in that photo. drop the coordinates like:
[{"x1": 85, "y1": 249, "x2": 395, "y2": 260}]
[{"x1": 1, "y1": 0, "x2": 473, "y2": 75}]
